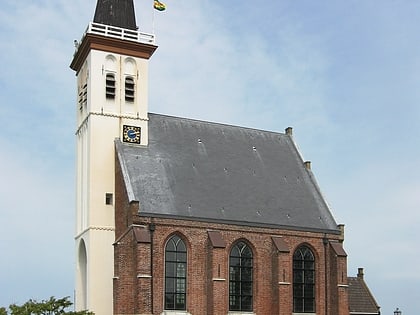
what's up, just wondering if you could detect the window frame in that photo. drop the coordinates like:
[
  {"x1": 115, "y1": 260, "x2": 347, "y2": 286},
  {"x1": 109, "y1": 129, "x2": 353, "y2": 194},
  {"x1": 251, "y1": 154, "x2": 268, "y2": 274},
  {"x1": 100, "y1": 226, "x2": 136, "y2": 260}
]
[
  {"x1": 229, "y1": 240, "x2": 253, "y2": 312},
  {"x1": 164, "y1": 235, "x2": 187, "y2": 311},
  {"x1": 293, "y1": 245, "x2": 316, "y2": 313}
]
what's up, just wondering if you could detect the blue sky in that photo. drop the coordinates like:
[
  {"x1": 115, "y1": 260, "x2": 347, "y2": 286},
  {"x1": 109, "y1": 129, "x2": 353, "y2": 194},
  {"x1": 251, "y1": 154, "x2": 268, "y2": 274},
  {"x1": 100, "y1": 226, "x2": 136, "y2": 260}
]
[{"x1": 1, "y1": 0, "x2": 419, "y2": 313}]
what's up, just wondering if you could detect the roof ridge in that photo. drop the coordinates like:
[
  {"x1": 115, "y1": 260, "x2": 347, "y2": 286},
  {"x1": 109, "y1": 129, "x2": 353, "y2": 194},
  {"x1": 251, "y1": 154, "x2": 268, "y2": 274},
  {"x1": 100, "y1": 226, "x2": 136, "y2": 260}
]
[{"x1": 148, "y1": 112, "x2": 288, "y2": 136}]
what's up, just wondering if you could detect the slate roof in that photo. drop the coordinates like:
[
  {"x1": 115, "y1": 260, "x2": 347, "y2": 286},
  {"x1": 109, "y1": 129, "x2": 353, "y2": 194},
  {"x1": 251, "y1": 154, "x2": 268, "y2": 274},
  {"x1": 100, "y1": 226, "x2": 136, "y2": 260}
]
[
  {"x1": 93, "y1": 0, "x2": 137, "y2": 30},
  {"x1": 348, "y1": 269, "x2": 380, "y2": 314},
  {"x1": 116, "y1": 113, "x2": 340, "y2": 233}
]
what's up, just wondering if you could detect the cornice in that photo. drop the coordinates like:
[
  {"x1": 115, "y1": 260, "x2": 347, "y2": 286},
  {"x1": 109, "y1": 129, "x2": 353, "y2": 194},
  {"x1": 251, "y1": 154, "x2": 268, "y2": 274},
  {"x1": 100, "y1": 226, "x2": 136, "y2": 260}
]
[
  {"x1": 70, "y1": 33, "x2": 158, "y2": 73},
  {"x1": 75, "y1": 111, "x2": 148, "y2": 135}
]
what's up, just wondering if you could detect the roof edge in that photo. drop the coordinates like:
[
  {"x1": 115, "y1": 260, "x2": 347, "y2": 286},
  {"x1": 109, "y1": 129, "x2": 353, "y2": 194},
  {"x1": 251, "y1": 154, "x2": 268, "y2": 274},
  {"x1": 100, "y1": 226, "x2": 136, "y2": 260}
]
[
  {"x1": 138, "y1": 212, "x2": 341, "y2": 235},
  {"x1": 359, "y1": 277, "x2": 381, "y2": 311},
  {"x1": 115, "y1": 139, "x2": 137, "y2": 202},
  {"x1": 285, "y1": 127, "x2": 338, "y2": 228}
]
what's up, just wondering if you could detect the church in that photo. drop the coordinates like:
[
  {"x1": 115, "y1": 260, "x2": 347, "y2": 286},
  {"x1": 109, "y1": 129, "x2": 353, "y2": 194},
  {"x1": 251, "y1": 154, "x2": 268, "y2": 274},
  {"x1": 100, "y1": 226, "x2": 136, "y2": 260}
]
[{"x1": 70, "y1": 1, "x2": 377, "y2": 315}]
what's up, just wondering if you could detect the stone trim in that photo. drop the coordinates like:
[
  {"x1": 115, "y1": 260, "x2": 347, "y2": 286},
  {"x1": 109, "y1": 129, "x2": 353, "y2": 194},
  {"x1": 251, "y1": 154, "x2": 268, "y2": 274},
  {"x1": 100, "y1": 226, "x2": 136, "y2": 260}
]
[{"x1": 74, "y1": 226, "x2": 115, "y2": 239}]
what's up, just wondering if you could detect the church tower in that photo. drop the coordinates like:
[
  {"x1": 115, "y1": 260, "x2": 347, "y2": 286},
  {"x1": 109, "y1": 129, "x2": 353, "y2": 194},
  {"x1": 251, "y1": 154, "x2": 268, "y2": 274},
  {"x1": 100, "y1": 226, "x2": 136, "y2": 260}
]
[{"x1": 70, "y1": 1, "x2": 157, "y2": 313}]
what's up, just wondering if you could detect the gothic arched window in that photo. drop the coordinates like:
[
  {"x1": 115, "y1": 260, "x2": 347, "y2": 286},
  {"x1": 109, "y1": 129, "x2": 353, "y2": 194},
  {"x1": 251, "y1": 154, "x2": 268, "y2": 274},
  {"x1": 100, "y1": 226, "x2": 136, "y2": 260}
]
[
  {"x1": 293, "y1": 245, "x2": 315, "y2": 313},
  {"x1": 229, "y1": 241, "x2": 253, "y2": 312},
  {"x1": 164, "y1": 235, "x2": 187, "y2": 311}
]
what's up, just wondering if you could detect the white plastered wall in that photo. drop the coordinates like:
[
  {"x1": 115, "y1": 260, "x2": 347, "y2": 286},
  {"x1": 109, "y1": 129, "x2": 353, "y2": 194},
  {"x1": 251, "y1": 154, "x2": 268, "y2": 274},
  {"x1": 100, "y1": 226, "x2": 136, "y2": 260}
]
[{"x1": 74, "y1": 48, "x2": 150, "y2": 315}]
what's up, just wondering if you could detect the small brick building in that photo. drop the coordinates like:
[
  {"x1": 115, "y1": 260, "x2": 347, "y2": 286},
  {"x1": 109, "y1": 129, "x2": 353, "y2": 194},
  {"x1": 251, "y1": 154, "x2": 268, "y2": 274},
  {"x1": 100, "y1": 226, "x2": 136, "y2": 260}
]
[
  {"x1": 348, "y1": 268, "x2": 381, "y2": 315},
  {"x1": 113, "y1": 114, "x2": 350, "y2": 315}
]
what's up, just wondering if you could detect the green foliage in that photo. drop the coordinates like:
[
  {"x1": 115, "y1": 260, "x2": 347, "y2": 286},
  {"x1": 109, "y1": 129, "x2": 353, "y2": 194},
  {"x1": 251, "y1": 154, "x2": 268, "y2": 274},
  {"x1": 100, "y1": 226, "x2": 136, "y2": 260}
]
[{"x1": 1, "y1": 297, "x2": 93, "y2": 315}]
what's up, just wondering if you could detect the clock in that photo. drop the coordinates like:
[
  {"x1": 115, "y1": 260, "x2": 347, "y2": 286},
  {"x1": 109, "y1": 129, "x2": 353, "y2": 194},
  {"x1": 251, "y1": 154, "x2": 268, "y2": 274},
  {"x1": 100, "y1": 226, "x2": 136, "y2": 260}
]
[{"x1": 122, "y1": 125, "x2": 141, "y2": 144}]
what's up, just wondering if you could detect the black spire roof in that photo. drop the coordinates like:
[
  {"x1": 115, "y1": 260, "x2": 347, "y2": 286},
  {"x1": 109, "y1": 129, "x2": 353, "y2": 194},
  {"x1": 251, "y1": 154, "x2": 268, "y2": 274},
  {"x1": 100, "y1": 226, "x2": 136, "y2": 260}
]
[{"x1": 93, "y1": 0, "x2": 137, "y2": 30}]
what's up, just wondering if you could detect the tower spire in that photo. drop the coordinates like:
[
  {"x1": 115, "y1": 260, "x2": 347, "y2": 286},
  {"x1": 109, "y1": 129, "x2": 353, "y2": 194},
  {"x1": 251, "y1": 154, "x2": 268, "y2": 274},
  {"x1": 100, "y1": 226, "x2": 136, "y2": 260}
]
[{"x1": 93, "y1": 0, "x2": 137, "y2": 30}]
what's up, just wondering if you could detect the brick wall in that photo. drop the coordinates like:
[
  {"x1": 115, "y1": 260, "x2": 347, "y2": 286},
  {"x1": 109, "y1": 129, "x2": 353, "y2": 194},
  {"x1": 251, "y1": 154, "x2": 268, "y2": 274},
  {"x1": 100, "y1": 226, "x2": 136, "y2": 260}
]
[
  {"x1": 113, "y1": 213, "x2": 348, "y2": 315},
  {"x1": 114, "y1": 153, "x2": 349, "y2": 314}
]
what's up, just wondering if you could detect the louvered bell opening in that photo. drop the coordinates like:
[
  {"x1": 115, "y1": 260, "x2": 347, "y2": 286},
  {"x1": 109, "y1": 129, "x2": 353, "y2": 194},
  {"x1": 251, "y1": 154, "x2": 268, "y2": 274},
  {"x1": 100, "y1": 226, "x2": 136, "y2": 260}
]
[
  {"x1": 106, "y1": 73, "x2": 116, "y2": 99},
  {"x1": 79, "y1": 83, "x2": 88, "y2": 110},
  {"x1": 78, "y1": 90, "x2": 84, "y2": 110},
  {"x1": 125, "y1": 77, "x2": 135, "y2": 102}
]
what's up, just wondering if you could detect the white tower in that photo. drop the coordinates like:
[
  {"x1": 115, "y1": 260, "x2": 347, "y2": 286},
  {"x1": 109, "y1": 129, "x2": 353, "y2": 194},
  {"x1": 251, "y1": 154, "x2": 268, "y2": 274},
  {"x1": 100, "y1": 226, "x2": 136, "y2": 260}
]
[{"x1": 70, "y1": 1, "x2": 157, "y2": 313}]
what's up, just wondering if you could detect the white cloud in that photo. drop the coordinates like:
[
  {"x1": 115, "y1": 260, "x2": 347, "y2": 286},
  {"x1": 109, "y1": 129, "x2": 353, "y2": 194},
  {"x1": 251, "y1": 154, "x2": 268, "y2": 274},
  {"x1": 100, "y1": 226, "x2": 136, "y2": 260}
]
[
  {"x1": 146, "y1": 0, "x2": 333, "y2": 137},
  {"x1": 1, "y1": 0, "x2": 420, "y2": 313}
]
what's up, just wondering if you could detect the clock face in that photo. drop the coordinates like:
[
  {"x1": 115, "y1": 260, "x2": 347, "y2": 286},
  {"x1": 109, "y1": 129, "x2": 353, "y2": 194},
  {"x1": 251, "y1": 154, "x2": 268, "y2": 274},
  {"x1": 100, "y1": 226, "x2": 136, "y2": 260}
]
[{"x1": 122, "y1": 125, "x2": 141, "y2": 144}]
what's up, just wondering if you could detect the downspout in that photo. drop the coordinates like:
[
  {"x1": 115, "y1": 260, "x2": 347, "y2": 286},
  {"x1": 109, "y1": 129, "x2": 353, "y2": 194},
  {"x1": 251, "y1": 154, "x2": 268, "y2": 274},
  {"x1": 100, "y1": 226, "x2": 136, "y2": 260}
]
[
  {"x1": 149, "y1": 222, "x2": 156, "y2": 314},
  {"x1": 323, "y1": 235, "x2": 329, "y2": 315}
]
